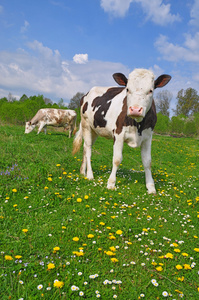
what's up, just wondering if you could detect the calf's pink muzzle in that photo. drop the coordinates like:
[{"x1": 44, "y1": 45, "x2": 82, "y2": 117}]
[{"x1": 129, "y1": 106, "x2": 143, "y2": 117}]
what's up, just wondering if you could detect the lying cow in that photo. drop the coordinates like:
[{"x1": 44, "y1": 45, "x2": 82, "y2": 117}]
[
  {"x1": 25, "y1": 108, "x2": 76, "y2": 137},
  {"x1": 73, "y1": 68, "x2": 171, "y2": 194}
]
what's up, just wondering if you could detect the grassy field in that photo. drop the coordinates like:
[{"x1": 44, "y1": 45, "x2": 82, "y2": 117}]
[{"x1": 0, "y1": 124, "x2": 199, "y2": 300}]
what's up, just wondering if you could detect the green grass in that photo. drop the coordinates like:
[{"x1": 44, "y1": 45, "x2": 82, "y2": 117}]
[{"x1": 0, "y1": 125, "x2": 199, "y2": 300}]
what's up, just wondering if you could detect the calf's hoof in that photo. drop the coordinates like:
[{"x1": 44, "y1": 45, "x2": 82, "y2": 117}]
[{"x1": 147, "y1": 184, "x2": 156, "y2": 195}]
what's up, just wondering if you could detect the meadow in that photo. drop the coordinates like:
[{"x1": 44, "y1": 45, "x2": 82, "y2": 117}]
[{"x1": 0, "y1": 124, "x2": 199, "y2": 300}]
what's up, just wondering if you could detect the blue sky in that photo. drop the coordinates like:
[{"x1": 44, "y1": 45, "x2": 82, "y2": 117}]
[{"x1": 0, "y1": 0, "x2": 199, "y2": 112}]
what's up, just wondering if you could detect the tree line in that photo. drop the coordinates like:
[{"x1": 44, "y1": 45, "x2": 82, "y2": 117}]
[
  {"x1": 154, "y1": 88, "x2": 199, "y2": 136},
  {"x1": 0, "y1": 88, "x2": 199, "y2": 137}
]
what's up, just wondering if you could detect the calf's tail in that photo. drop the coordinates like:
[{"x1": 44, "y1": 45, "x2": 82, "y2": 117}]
[{"x1": 72, "y1": 123, "x2": 83, "y2": 155}]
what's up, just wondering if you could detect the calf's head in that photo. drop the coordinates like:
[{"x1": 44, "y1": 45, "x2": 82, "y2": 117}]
[
  {"x1": 25, "y1": 121, "x2": 36, "y2": 134},
  {"x1": 113, "y1": 68, "x2": 171, "y2": 122}
]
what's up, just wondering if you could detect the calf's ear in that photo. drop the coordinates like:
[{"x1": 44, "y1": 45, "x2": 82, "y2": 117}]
[
  {"x1": 155, "y1": 75, "x2": 171, "y2": 89},
  {"x1": 113, "y1": 73, "x2": 128, "y2": 86}
]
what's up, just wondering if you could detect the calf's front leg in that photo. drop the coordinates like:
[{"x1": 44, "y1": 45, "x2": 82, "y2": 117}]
[
  {"x1": 141, "y1": 137, "x2": 156, "y2": 194},
  {"x1": 107, "y1": 135, "x2": 123, "y2": 189}
]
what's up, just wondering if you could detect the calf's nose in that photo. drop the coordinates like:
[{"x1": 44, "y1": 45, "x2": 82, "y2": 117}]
[{"x1": 129, "y1": 106, "x2": 143, "y2": 117}]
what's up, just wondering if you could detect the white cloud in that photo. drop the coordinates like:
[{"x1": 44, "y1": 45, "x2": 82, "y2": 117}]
[
  {"x1": 100, "y1": 0, "x2": 132, "y2": 18},
  {"x1": 155, "y1": 33, "x2": 199, "y2": 63},
  {"x1": 134, "y1": 0, "x2": 181, "y2": 25},
  {"x1": 73, "y1": 53, "x2": 88, "y2": 64},
  {"x1": 0, "y1": 5, "x2": 3, "y2": 14},
  {"x1": 100, "y1": 0, "x2": 180, "y2": 25},
  {"x1": 20, "y1": 20, "x2": 30, "y2": 33},
  {"x1": 190, "y1": 0, "x2": 199, "y2": 27},
  {"x1": 0, "y1": 41, "x2": 129, "y2": 102}
]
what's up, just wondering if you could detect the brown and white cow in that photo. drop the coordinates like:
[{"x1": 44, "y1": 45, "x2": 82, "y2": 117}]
[
  {"x1": 73, "y1": 68, "x2": 171, "y2": 194},
  {"x1": 25, "y1": 108, "x2": 76, "y2": 137}
]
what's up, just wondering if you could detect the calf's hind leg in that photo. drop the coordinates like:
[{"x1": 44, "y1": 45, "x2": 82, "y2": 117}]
[{"x1": 80, "y1": 127, "x2": 97, "y2": 180}]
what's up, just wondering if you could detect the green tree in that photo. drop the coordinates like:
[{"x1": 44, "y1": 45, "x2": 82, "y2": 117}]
[
  {"x1": 68, "y1": 92, "x2": 84, "y2": 109},
  {"x1": 173, "y1": 88, "x2": 199, "y2": 116},
  {"x1": 155, "y1": 112, "x2": 170, "y2": 134},
  {"x1": 155, "y1": 90, "x2": 172, "y2": 117}
]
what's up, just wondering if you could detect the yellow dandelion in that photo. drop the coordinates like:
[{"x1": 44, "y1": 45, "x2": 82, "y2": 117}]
[
  {"x1": 182, "y1": 253, "x2": 189, "y2": 257},
  {"x1": 87, "y1": 234, "x2": 94, "y2": 238},
  {"x1": 5, "y1": 255, "x2": 13, "y2": 261},
  {"x1": 165, "y1": 253, "x2": 173, "y2": 259},
  {"x1": 111, "y1": 258, "x2": 118, "y2": 263},
  {"x1": 84, "y1": 195, "x2": 89, "y2": 199},
  {"x1": 116, "y1": 230, "x2": 123, "y2": 235},
  {"x1": 44, "y1": 186, "x2": 48, "y2": 190},
  {"x1": 77, "y1": 198, "x2": 82, "y2": 203},
  {"x1": 99, "y1": 222, "x2": 105, "y2": 226},
  {"x1": 15, "y1": 255, "x2": 22, "y2": 259},
  {"x1": 176, "y1": 264, "x2": 183, "y2": 270},
  {"x1": 72, "y1": 237, "x2": 79, "y2": 242},
  {"x1": 174, "y1": 248, "x2": 181, "y2": 253},
  {"x1": 194, "y1": 248, "x2": 199, "y2": 252},
  {"x1": 47, "y1": 263, "x2": 55, "y2": 270},
  {"x1": 177, "y1": 276, "x2": 184, "y2": 282},
  {"x1": 184, "y1": 264, "x2": 191, "y2": 270},
  {"x1": 156, "y1": 266, "x2": 163, "y2": 272},
  {"x1": 53, "y1": 247, "x2": 60, "y2": 251},
  {"x1": 53, "y1": 281, "x2": 64, "y2": 288},
  {"x1": 22, "y1": 229, "x2": 28, "y2": 233}
]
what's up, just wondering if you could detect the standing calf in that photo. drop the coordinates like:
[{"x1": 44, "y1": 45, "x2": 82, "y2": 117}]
[
  {"x1": 73, "y1": 68, "x2": 171, "y2": 193},
  {"x1": 25, "y1": 108, "x2": 76, "y2": 137}
]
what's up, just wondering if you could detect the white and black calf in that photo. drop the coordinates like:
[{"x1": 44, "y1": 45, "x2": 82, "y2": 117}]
[
  {"x1": 73, "y1": 69, "x2": 171, "y2": 194},
  {"x1": 25, "y1": 108, "x2": 76, "y2": 137}
]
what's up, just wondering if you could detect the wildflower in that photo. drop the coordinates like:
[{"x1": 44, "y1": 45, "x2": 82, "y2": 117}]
[
  {"x1": 47, "y1": 263, "x2": 55, "y2": 270},
  {"x1": 44, "y1": 186, "x2": 48, "y2": 190},
  {"x1": 78, "y1": 272, "x2": 82, "y2": 276},
  {"x1": 111, "y1": 258, "x2": 118, "y2": 263},
  {"x1": 71, "y1": 285, "x2": 79, "y2": 291},
  {"x1": 162, "y1": 291, "x2": 168, "y2": 297},
  {"x1": 87, "y1": 234, "x2": 94, "y2": 238},
  {"x1": 194, "y1": 248, "x2": 199, "y2": 252},
  {"x1": 46, "y1": 287, "x2": 51, "y2": 290},
  {"x1": 174, "y1": 248, "x2": 181, "y2": 253},
  {"x1": 37, "y1": 284, "x2": 43, "y2": 290},
  {"x1": 12, "y1": 188, "x2": 17, "y2": 192},
  {"x1": 181, "y1": 252, "x2": 189, "y2": 257},
  {"x1": 84, "y1": 195, "x2": 89, "y2": 199},
  {"x1": 77, "y1": 198, "x2": 82, "y2": 203},
  {"x1": 48, "y1": 177, "x2": 52, "y2": 181},
  {"x1": 53, "y1": 247, "x2": 60, "y2": 251},
  {"x1": 156, "y1": 266, "x2": 163, "y2": 271},
  {"x1": 183, "y1": 264, "x2": 191, "y2": 270},
  {"x1": 178, "y1": 276, "x2": 184, "y2": 282},
  {"x1": 22, "y1": 229, "x2": 28, "y2": 233},
  {"x1": 176, "y1": 264, "x2": 183, "y2": 270},
  {"x1": 151, "y1": 279, "x2": 157, "y2": 285},
  {"x1": 19, "y1": 280, "x2": 24, "y2": 284},
  {"x1": 5, "y1": 255, "x2": 13, "y2": 261},
  {"x1": 109, "y1": 235, "x2": 116, "y2": 240},
  {"x1": 165, "y1": 253, "x2": 173, "y2": 259},
  {"x1": 116, "y1": 230, "x2": 123, "y2": 235},
  {"x1": 15, "y1": 255, "x2": 22, "y2": 259},
  {"x1": 79, "y1": 291, "x2": 84, "y2": 296},
  {"x1": 56, "y1": 164, "x2": 61, "y2": 166},
  {"x1": 73, "y1": 237, "x2": 79, "y2": 241},
  {"x1": 113, "y1": 295, "x2": 117, "y2": 298},
  {"x1": 99, "y1": 222, "x2": 105, "y2": 226},
  {"x1": 54, "y1": 281, "x2": 64, "y2": 288},
  {"x1": 140, "y1": 294, "x2": 145, "y2": 298}
]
